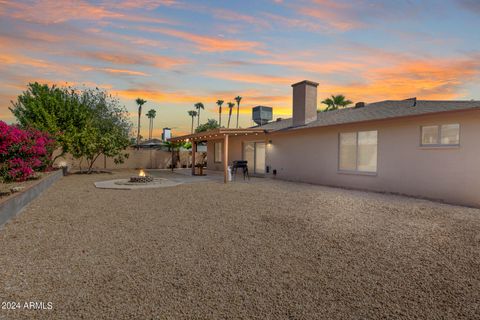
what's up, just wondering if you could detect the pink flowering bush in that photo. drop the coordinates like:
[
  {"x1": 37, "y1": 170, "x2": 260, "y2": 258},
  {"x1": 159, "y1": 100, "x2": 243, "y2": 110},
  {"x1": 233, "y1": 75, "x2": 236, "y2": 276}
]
[{"x1": 0, "y1": 121, "x2": 56, "y2": 182}]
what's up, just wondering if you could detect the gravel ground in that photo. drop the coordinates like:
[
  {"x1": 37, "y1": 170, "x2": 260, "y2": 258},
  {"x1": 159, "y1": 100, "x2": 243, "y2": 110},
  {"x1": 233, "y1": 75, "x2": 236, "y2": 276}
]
[{"x1": 0, "y1": 170, "x2": 479, "y2": 319}]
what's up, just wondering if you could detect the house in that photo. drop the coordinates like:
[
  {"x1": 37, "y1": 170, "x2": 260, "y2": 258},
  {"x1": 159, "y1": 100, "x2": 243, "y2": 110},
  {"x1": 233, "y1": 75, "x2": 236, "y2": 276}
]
[{"x1": 170, "y1": 80, "x2": 480, "y2": 207}]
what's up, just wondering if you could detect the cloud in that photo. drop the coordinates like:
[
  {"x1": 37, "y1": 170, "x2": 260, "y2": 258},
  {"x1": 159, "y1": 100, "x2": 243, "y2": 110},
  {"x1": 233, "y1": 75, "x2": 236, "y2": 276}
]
[
  {"x1": 295, "y1": 1, "x2": 362, "y2": 31},
  {"x1": 319, "y1": 56, "x2": 480, "y2": 101},
  {"x1": 203, "y1": 72, "x2": 293, "y2": 86},
  {"x1": 81, "y1": 67, "x2": 149, "y2": 77},
  {"x1": 211, "y1": 8, "x2": 271, "y2": 29},
  {"x1": 136, "y1": 26, "x2": 265, "y2": 53},
  {"x1": 103, "y1": 0, "x2": 179, "y2": 10},
  {"x1": 0, "y1": 52, "x2": 51, "y2": 69},
  {"x1": 78, "y1": 51, "x2": 188, "y2": 69},
  {"x1": 0, "y1": 0, "x2": 175, "y2": 25}
]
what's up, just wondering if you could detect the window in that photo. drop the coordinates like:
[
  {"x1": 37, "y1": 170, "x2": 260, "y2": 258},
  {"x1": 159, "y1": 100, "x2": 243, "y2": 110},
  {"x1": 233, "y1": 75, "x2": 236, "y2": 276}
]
[
  {"x1": 214, "y1": 142, "x2": 222, "y2": 162},
  {"x1": 421, "y1": 124, "x2": 459, "y2": 146},
  {"x1": 339, "y1": 131, "x2": 377, "y2": 173}
]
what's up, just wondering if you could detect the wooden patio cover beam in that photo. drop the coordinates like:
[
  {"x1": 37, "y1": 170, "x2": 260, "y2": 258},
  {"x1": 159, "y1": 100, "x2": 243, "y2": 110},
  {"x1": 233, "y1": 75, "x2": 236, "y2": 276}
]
[{"x1": 169, "y1": 128, "x2": 266, "y2": 143}]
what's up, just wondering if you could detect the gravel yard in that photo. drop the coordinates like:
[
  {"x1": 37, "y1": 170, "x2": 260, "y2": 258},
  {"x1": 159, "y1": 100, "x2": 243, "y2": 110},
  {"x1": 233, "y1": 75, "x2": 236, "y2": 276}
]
[{"x1": 0, "y1": 170, "x2": 479, "y2": 319}]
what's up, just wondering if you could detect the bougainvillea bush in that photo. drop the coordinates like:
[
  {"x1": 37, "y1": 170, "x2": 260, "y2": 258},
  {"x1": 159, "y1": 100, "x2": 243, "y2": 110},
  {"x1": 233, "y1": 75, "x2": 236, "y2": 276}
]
[{"x1": 0, "y1": 121, "x2": 56, "y2": 182}]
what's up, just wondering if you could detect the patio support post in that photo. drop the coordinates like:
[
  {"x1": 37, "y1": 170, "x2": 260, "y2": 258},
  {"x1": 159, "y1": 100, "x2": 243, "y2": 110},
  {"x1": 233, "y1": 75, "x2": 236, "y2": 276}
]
[
  {"x1": 223, "y1": 134, "x2": 229, "y2": 183},
  {"x1": 191, "y1": 141, "x2": 196, "y2": 175}
]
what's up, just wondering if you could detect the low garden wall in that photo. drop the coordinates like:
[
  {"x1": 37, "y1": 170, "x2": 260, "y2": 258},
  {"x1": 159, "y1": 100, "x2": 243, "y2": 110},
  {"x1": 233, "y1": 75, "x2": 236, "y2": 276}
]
[{"x1": 0, "y1": 169, "x2": 63, "y2": 227}]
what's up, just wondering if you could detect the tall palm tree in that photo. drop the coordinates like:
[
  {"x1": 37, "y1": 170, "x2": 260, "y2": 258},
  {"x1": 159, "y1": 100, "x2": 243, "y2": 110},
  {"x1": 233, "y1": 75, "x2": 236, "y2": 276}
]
[
  {"x1": 194, "y1": 102, "x2": 204, "y2": 128},
  {"x1": 234, "y1": 96, "x2": 242, "y2": 128},
  {"x1": 226, "y1": 102, "x2": 235, "y2": 128},
  {"x1": 146, "y1": 109, "x2": 156, "y2": 140},
  {"x1": 216, "y1": 100, "x2": 224, "y2": 127},
  {"x1": 321, "y1": 94, "x2": 352, "y2": 111},
  {"x1": 187, "y1": 110, "x2": 197, "y2": 134},
  {"x1": 135, "y1": 98, "x2": 147, "y2": 147}
]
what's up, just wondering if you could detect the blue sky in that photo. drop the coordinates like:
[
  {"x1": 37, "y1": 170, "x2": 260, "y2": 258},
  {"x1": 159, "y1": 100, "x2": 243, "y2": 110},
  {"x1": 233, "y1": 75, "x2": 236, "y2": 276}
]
[{"x1": 1, "y1": 0, "x2": 479, "y2": 136}]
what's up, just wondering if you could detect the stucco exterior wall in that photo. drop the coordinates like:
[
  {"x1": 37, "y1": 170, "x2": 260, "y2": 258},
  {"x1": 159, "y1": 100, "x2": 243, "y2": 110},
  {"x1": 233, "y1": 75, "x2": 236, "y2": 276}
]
[
  {"x1": 266, "y1": 110, "x2": 480, "y2": 207},
  {"x1": 206, "y1": 135, "x2": 265, "y2": 171}
]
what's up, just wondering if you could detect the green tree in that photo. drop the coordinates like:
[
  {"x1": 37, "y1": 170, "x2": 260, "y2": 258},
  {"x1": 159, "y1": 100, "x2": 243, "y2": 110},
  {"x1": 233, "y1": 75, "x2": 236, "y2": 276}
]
[
  {"x1": 10, "y1": 82, "x2": 89, "y2": 161},
  {"x1": 226, "y1": 102, "x2": 235, "y2": 128},
  {"x1": 10, "y1": 83, "x2": 132, "y2": 173},
  {"x1": 146, "y1": 109, "x2": 156, "y2": 140},
  {"x1": 321, "y1": 94, "x2": 353, "y2": 111},
  {"x1": 195, "y1": 119, "x2": 220, "y2": 133},
  {"x1": 194, "y1": 102, "x2": 204, "y2": 128},
  {"x1": 187, "y1": 110, "x2": 197, "y2": 134},
  {"x1": 234, "y1": 96, "x2": 242, "y2": 128},
  {"x1": 135, "y1": 98, "x2": 147, "y2": 147},
  {"x1": 216, "y1": 99, "x2": 224, "y2": 127},
  {"x1": 68, "y1": 88, "x2": 131, "y2": 172}
]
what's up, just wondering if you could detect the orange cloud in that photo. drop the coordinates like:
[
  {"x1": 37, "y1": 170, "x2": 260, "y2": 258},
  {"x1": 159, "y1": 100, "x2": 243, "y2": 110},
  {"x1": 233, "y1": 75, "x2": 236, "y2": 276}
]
[
  {"x1": 0, "y1": 0, "x2": 175, "y2": 25},
  {"x1": 0, "y1": 52, "x2": 51, "y2": 68},
  {"x1": 115, "y1": 89, "x2": 215, "y2": 104},
  {"x1": 319, "y1": 57, "x2": 480, "y2": 101},
  {"x1": 78, "y1": 51, "x2": 188, "y2": 69},
  {"x1": 80, "y1": 67, "x2": 149, "y2": 76},
  {"x1": 136, "y1": 26, "x2": 265, "y2": 53},
  {"x1": 204, "y1": 72, "x2": 293, "y2": 86}
]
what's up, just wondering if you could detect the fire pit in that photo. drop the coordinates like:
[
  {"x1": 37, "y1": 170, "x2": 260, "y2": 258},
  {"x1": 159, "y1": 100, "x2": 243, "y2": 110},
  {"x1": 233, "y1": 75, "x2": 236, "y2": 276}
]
[
  {"x1": 129, "y1": 170, "x2": 154, "y2": 183},
  {"x1": 95, "y1": 170, "x2": 183, "y2": 189}
]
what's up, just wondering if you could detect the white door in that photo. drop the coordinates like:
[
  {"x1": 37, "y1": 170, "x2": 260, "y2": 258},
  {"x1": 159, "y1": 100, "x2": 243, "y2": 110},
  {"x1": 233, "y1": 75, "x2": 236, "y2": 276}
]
[{"x1": 243, "y1": 142, "x2": 265, "y2": 175}]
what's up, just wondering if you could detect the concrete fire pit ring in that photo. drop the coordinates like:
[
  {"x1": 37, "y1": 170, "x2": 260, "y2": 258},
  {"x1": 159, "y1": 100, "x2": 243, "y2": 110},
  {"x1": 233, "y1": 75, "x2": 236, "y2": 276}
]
[{"x1": 94, "y1": 178, "x2": 183, "y2": 190}]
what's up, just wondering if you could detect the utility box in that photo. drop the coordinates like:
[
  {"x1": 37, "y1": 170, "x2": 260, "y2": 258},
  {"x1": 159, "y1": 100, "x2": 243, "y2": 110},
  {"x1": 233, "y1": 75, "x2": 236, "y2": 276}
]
[{"x1": 252, "y1": 106, "x2": 273, "y2": 126}]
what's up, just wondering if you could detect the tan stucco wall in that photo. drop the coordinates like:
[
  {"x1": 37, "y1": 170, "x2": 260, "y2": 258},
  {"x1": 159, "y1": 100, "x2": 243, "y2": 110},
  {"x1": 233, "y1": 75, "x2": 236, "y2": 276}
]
[
  {"x1": 266, "y1": 110, "x2": 480, "y2": 207},
  {"x1": 55, "y1": 149, "x2": 202, "y2": 170},
  {"x1": 206, "y1": 135, "x2": 266, "y2": 171}
]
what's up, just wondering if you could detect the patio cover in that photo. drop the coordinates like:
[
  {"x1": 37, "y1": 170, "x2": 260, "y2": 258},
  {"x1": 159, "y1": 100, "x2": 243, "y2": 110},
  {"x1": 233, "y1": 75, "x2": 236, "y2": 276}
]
[{"x1": 169, "y1": 128, "x2": 266, "y2": 183}]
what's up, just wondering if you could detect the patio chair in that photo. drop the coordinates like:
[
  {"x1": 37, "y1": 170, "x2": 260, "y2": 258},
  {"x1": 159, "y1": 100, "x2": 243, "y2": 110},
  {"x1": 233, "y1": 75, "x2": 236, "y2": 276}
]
[{"x1": 232, "y1": 160, "x2": 249, "y2": 180}]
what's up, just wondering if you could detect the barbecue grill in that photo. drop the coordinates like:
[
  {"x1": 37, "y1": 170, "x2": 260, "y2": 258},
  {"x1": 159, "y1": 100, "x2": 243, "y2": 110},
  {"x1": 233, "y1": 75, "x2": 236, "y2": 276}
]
[{"x1": 232, "y1": 160, "x2": 249, "y2": 180}]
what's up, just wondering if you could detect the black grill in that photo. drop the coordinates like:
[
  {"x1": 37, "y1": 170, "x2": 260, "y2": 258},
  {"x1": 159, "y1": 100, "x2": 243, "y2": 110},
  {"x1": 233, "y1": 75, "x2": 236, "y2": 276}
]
[{"x1": 232, "y1": 160, "x2": 250, "y2": 180}]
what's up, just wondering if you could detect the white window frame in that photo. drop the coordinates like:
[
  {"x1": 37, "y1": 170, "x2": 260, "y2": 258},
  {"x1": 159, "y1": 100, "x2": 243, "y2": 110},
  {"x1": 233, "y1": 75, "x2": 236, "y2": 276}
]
[
  {"x1": 338, "y1": 130, "x2": 378, "y2": 174},
  {"x1": 420, "y1": 124, "x2": 460, "y2": 147},
  {"x1": 214, "y1": 142, "x2": 222, "y2": 163}
]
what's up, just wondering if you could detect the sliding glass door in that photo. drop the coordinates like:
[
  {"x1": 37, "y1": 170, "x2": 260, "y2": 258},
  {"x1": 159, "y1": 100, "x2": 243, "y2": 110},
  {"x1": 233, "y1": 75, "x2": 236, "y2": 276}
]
[{"x1": 243, "y1": 142, "x2": 265, "y2": 175}]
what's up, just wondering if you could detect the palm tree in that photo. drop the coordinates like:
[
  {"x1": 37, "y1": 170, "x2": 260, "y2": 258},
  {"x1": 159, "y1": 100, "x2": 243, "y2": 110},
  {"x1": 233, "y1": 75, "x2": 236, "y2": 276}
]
[
  {"x1": 194, "y1": 102, "x2": 204, "y2": 128},
  {"x1": 188, "y1": 110, "x2": 197, "y2": 134},
  {"x1": 321, "y1": 94, "x2": 352, "y2": 111},
  {"x1": 135, "y1": 98, "x2": 147, "y2": 147},
  {"x1": 234, "y1": 96, "x2": 242, "y2": 128},
  {"x1": 146, "y1": 109, "x2": 156, "y2": 140},
  {"x1": 226, "y1": 102, "x2": 235, "y2": 128},
  {"x1": 216, "y1": 100, "x2": 224, "y2": 127}
]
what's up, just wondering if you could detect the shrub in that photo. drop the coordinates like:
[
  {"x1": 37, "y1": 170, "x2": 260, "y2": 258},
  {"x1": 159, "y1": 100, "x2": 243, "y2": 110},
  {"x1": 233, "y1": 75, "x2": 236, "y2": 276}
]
[{"x1": 0, "y1": 121, "x2": 55, "y2": 182}]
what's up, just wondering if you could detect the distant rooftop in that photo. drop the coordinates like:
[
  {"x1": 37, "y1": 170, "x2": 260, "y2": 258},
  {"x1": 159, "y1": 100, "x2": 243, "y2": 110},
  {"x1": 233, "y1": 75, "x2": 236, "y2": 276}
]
[{"x1": 256, "y1": 99, "x2": 480, "y2": 132}]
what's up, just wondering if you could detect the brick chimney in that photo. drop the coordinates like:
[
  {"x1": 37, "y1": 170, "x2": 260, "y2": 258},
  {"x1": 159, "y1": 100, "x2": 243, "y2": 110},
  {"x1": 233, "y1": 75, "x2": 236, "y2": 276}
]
[{"x1": 292, "y1": 80, "x2": 319, "y2": 127}]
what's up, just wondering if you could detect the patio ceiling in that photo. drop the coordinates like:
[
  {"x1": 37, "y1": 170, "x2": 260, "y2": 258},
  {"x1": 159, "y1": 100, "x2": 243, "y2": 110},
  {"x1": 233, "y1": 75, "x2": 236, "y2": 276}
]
[{"x1": 169, "y1": 128, "x2": 266, "y2": 143}]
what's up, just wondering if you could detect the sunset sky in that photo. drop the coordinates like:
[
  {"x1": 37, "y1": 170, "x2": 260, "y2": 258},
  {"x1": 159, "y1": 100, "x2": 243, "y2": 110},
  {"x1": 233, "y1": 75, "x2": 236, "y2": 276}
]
[{"x1": 1, "y1": 0, "x2": 480, "y2": 137}]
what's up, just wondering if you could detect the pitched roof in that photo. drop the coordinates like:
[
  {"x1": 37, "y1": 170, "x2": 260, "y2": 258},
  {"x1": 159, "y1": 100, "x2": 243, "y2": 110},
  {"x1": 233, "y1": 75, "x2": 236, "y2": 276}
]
[{"x1": 257, "y1": 99, "x2": 480, "y2": 132}]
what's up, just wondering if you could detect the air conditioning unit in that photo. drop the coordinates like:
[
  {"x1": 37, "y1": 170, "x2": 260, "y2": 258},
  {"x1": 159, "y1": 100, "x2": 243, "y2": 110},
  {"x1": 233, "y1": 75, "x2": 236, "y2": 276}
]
[{"x1": 252, "y1": 106, "x2": 272, "y2": 126}]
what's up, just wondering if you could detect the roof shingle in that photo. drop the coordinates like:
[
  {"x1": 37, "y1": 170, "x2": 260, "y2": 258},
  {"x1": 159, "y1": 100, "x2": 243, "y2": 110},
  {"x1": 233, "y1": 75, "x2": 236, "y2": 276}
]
[{"x1": 257, "y1": 99, "x2": 480, "y2": 132}]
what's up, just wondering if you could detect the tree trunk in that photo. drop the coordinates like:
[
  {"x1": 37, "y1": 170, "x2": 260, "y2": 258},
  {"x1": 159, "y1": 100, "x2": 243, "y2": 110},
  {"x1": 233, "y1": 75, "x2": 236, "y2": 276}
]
[
  {"x1": 197, "y1": 109, "x2": 201, "y2": 128},
  {"x1": 227, "y1": 109, "x2": 232, "y2": 128},
  {"x1": 219, "y1": 107, "x2": 222, "y2": 127},
  {"x1": 137, "y1": 114, "x2": 141, "y2": 148},
  {"x1": 191, "y1": 116, "x2": 194, "y2": 133},
  {"x1": 236, "y1": 103, "x2": 240, "y2": 128}
]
